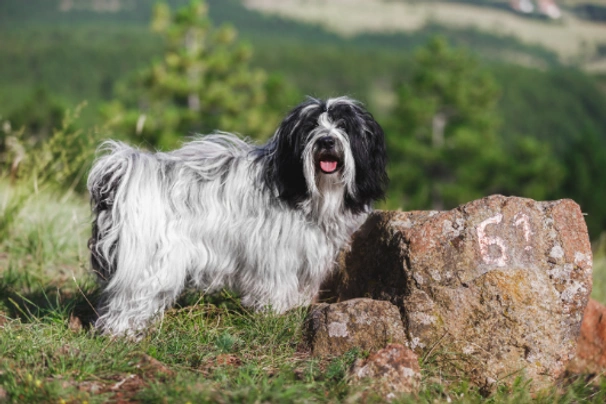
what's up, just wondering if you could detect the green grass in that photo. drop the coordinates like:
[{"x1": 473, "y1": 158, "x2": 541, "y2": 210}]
[{"x1": 1, "y1": 178, "x2": 606, "y2": 403}]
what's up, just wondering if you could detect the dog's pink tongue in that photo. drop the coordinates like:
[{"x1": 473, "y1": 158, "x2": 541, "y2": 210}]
[{"x1": 320, "y1": 160, "x2": 338, "y2": 173}]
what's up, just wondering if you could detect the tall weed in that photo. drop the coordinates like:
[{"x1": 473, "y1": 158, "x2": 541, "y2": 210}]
[
  {"x1": 0, "y1": 184, "x2": 29, "y2": 239},
  {"x1": 1, "y1": 101, "x2": 105, "y2": 193}
]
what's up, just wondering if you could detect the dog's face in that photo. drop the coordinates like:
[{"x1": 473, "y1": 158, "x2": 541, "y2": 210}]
[{"x1": 267, "y1": 97, "x2": 388, "y2": 214}]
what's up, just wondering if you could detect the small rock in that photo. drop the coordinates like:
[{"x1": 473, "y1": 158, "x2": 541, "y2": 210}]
[
  {"x1": 76, "y1": 381, "x2": 103, "y2": 394},
  {"x1": 350, "y1": 343, "x2": 421, "y2": 400},
  {"x1": 304, "y1": 298, "x2": 407, "y2": 357},
  {"x1": 68, "y1": 314, "x2": 83, "y2": 332},
  {"x1": 133, "y1": 353, "x2": 175, "y2": 378},
  {"x1": 567, "y1": 298, "x2": 606, "y2": 374},
  {"x1": 215, "y1": 354, "x2": 242, "y2": 367}
]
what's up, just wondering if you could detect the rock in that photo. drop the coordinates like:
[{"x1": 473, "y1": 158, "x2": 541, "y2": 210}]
[
  {"x1": 133, "y1": 353, "x2": 175, "y2": 378},
  {"x1": 567, "y1": 298, "x2": 606, "y2": 375},
  {"x1": 68, "y1": 313, "x2": 83, "y2": 332},
  {"x1": 304, "y1": 298, "x2": 407, "y2": 357},
  {"x1": 322, "y1": 195, "x2": 592, "y2": 389},
  {"x1": 215, "y1": 354, "x2": 242, "y2": 367},
  {"x1": 350, "y1": 343, "x2": 421, "y2": 400}
]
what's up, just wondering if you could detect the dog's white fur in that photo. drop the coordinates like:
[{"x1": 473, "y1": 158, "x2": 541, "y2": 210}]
[{"x1": 88, "y1": 96, "x2": 387, "y2": 336}]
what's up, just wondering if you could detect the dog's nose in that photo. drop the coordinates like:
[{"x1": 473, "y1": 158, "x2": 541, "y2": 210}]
[{"x1": 317, "y1": 136, "x2": 335, "y2": 149}]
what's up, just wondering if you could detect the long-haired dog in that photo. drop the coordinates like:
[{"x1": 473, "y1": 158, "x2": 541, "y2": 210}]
[{"x1": 88, "y1": 96, "x2": 388, "y2": 336}]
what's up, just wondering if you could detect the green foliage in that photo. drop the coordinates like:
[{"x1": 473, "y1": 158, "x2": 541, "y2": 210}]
[
  {"x1": 496, "y1": 136, "x2": 564, "y2": 200},
  {"x1": 5, "y1": 88, "x2": 65, "y2": 141},
  {"x1": 389, "y1": 36, "x2": 502, "y2": 210},
  {"x1": 0, "y1": 25, "x2": 164, "y2": 125},
  {"x1": 386, "y1": 37, "x2": 565, "y2": 211},
  {"x1": 0, "y1": 186, "x2": 28, "y2": 241},
  {"x1": 1, "y1": 102, "x2": 102, "y2": 192},
  {"x1": 104, "y1": 0, "x2": 291, "y2": 149},
  {"x1": 494, "y1": 66, "x2": 606, "y2": 155},
  {"x1": 563, "y1": 129, "x2": 606, "y2": 239},
  {"x1": 492, "y1": 65, "x2": 606, "y2": 237}
]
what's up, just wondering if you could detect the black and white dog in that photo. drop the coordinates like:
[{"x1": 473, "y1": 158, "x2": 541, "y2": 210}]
[{"x1": 88, "y1": 97, "x2": 388, "y2": 336}]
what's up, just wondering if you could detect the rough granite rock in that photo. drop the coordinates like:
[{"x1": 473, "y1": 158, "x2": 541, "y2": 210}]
[
  {"x1": 567, "y1": 298, "x2": 606, "y2": 375},
  {"x1": 305, "y1": 298, "x2": 407, "y2": 357},
  {"x1": 350, "y1": 343, "x2": 421, "y2": 400},
  {"x1": 321, "y1": 195, "x2": 593, "y2": 389}
]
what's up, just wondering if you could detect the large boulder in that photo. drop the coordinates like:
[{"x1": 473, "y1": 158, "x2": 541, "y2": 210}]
[{"x1": 322, "y1": 195, "x2": 592, "y2": 389}]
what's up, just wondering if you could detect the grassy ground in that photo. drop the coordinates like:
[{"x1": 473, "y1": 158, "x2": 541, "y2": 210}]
[{"x1": 2, "y1": 179, "x2": 606, "y2": 403}]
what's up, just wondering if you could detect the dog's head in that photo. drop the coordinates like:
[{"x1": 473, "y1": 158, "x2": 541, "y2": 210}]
[{"x1": 266, "y1": 97, "x2": 388, "y2": 214}]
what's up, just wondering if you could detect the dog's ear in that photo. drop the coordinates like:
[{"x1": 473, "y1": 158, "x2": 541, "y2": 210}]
[
  {"x1": 332, "y1": 102, "x2": 388, "y2": 212},
  {"x1": 266, "y1": 98, "x2": 324, "y2": 206}
]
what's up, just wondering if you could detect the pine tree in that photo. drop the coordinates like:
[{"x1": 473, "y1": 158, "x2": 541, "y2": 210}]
[
  {"x1": 103, "y1": 1, "x2": 290, "y2": 149},
  {"x1": 386, "y1": 37, "x2": 563, "y2": 210}
]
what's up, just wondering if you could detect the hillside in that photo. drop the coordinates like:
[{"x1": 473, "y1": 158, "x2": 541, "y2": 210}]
[
  {"x1": 1, "y1": 0, "x2": 600, "y2": 69},
  {"x1": 244, "y1": 0, "x2": 606, "y2": 71}
]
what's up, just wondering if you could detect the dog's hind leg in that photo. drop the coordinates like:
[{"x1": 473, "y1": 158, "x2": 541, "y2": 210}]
[
  {"x1": 95, "y1": 243, "x2": 190, "y2": 336},
  {"x1": 88, "y1": 145, "x2": 190, "y2": 336}
]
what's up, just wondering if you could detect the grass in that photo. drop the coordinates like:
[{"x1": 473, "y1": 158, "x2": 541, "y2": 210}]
[{"x1": 2, "y1": 178, "x2": 606, "y2": 403}]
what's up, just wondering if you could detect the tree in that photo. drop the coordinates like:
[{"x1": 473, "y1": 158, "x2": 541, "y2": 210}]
[
  {"x1": 103, "y1": 1, "x2": 294, "y2": 149},
  {"x1": 385, "y1": 37, "x2": 563, "y2": 211},
  {"x1": 561, "y1": 128, "x2": 606, "y2": 238}
]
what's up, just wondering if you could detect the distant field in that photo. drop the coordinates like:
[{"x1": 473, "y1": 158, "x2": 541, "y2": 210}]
[{"x1": 244, "y1": 0, "x2": 606, "y2": 69}]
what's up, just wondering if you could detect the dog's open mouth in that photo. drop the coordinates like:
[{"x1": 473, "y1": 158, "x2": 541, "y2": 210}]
[
  {"x1": 317, "y1": 151, "x2": 342, "y2": 174},
  {"x1": 319, "y1": 159, "x2": 339, "y2": 174},
  {"x1": 315, "y1": 137, "x2": 342, "y2": 174}
]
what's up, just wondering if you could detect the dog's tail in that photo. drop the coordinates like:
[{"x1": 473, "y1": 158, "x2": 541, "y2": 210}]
[{"x1": 87, "y1": 141, "x2": 140, "y2": 282}]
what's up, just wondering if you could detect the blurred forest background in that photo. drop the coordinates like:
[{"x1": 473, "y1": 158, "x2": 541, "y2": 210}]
[{"x1": 1, "y1": 0, "x2": 606, "y2": 238}]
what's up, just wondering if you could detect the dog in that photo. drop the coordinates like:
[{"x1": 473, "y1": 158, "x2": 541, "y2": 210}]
[{"x1": 88, "y1": 96, "x2": 388, "y2": 336}]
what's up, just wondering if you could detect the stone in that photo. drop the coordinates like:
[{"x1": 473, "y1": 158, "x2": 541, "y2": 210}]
[
  {"x1": 567, "y1": 298, "x2": 606, "y2": 375},
  {"x1": 215, "y1": 354, "x2": 242, "y2": 367},
  {"x1": 133, "y1": 353, "x2": 175, "y2": 378},
  {"x1": 350, "y1": 343, "x2": 421, "y2": 400},
  {"x1": 68, "y1": 313, "x2": 83, "y2": 332},
  {"x1": 322, "y1": 195, "x2": 592, "y2": 389},
  {"x1": 304, "y1": 298, "x2": 407, "y2": 357}
]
